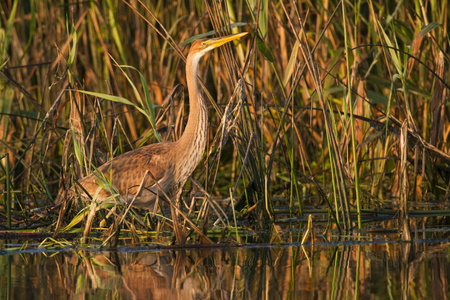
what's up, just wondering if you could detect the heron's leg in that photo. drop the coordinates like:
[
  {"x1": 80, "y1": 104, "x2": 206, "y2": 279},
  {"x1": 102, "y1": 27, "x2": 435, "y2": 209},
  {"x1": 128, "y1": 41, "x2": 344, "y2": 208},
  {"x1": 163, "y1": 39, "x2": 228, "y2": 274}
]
[{"x1": 171, "y1": 185, "x2": 186, "y2": 245}]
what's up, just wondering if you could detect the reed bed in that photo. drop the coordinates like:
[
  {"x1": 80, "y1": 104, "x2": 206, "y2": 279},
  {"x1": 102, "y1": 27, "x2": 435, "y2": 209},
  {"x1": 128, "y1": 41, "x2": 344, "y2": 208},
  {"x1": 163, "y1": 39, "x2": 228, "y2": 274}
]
[{"x1": 0, "y1": 0, "x2": 449, "y2": 245}]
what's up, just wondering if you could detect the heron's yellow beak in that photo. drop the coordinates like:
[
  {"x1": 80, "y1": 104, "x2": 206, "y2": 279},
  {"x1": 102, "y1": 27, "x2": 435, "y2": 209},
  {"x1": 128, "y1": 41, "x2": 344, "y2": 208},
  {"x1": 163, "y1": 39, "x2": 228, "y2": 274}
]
[{"x1": 207, "y1": 32, "x2": 248, "y2": 49}]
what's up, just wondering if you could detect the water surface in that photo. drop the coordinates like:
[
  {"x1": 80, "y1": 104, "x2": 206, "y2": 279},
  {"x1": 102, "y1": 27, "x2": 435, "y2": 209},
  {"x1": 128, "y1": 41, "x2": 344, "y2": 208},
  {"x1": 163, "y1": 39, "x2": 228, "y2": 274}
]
[{"x1": 1, "y1": 237, "x2": 449, "y2": 299}]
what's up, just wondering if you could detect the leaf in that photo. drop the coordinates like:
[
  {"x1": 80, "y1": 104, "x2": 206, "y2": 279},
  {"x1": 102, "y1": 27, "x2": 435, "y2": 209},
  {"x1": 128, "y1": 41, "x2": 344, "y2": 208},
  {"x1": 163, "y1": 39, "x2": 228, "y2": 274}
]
[
  {"x1": 60, "y1": 205, "x2": 90, "y2": 233},
  {"x1": 1, "y1": 0, "x2": 17, "y2": 62},
  {"x1": 77, "y1": 90, "x2": 133, "y2": 106},
  {"x1": 114, "y1": 61, "x2": 161, "y2": 142},
  {"x1": 258, "y1": 0, "x2": 269, "y2": 39},
  {"x1": 21, "y1": 0, "x2": 36, "y2": 56},
  {"x1": 366, "y1": 90, "x2": 389, "y2": 104},
  {"x1": 256, "y1": 36, "x2": 274, "y2": 62},
  {"x1": 109, "y1": 55, "x2": 144, "y2": 107},
  {"x1": 11, "y1": 109, "x2": 42, "y2": 121},
  {"x1": 78, "y1": 89, "x2": 156, "y2": 130},
  {"x1": 283, "y1": 40, "x2": 300, "y2": 86},
  {"x1": 361, "y1": 131, "x2": 383, "y2": 145},
  {"x1": 138, "y1": 71, "x2": 161, "y2": 141},
  {"x1": 106, "y1": 0, "x2": 126, "y2": 63},
  {"x1": 0, "y1": 58, "x2": 9, "y2": 70},
  {"x1": 116, "y1": 64, "x2": 161, "y2": 142},
  {"x1": 385, "y1": 74, "x2": 400, "y2": 135},
  {"x1": 418, "y1": 22, "x2": 440, "y2": 37},
  {"x1": 68, "y1": 25, "x2": 77, "y2": 66},
  {"x1": 0, "y1": 77, "x2": 14, "y2": 140},
  {"x1": 71, "y1": 127, "x2": 83, "y2": 169},
  {"x1": 407, "y1": 22, "x2": 440, "y2": 78},
  {"x1": 377, "y1": 20, "x2": 402, "y2": 74}
]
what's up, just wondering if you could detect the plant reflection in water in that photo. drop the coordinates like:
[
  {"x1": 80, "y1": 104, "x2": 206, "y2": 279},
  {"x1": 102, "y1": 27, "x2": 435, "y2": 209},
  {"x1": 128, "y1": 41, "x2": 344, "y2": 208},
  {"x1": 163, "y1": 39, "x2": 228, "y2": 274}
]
[{"x1": 1, "y1": 240, "x2": 449, "y2": 299}]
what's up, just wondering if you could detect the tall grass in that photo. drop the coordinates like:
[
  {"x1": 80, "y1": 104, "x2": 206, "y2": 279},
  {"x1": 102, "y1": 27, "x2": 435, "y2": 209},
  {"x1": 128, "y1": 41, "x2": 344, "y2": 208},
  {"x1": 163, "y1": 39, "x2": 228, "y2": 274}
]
[{"x1": 0, "y1": 0, "x2": 449, "y2": 244}]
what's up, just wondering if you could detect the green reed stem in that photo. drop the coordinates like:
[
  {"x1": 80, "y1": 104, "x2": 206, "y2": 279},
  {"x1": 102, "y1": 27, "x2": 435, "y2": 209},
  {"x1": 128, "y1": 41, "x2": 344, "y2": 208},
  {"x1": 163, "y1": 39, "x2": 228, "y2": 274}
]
[
  {"x1": 5, "y1": 153, "x2": 11, "y2": 229},
  {"x1": 230, "y1": 188, "x2": 240, "y2": 243},
  {"x1": 342, "y1": 0, "x2": 361, "y2": 229},
  {"x1": 267, "y1": 60, "x2": 302, "y2": 217}
]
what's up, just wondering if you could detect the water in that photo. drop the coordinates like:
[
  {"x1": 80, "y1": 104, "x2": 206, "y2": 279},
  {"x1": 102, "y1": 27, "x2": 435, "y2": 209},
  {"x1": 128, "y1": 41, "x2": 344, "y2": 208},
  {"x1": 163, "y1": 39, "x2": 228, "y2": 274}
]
[{"x1": 1, "y1": 238, "x2": 449, "y2": 299}]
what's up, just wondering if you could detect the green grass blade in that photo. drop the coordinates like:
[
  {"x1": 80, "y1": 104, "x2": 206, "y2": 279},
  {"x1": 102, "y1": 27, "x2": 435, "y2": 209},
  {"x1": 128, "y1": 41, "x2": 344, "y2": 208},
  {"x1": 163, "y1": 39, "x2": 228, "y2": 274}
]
[
  {"x1": 0, "y1": 0, "x2": 18, "y2": 62},
  {"x1": 377, "y1": 20, "x2": 402, "y2": 74},
  {"x1": 68, "y1": 25, "x2": 77, "y2": 66},
  {"x1": 76, "y1": 90, "x2": 148, "y2": 116},
  {"x1": 116, "y1": 64, "x2": 161, "y2": 142},
  {"x1": 283, "y1": 40, "x2": 299, "y2": 86},
  {"x1": 106, "y1": 0, "x2": 126, "y2": 63}
]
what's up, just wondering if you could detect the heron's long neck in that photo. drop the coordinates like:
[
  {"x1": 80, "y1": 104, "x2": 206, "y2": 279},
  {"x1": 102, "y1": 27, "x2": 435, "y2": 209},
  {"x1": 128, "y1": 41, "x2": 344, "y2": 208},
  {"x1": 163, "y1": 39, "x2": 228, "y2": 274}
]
[{"x1": 175, "y1": 53, "x2": 208, "y2": 179}]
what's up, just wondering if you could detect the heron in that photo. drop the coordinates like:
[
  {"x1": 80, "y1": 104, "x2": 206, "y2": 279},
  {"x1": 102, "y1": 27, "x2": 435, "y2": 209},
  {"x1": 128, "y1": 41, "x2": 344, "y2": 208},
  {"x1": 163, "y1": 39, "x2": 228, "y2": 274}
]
[{"x1": 60, "y1": 32, "x2": 248, "y2": 242}]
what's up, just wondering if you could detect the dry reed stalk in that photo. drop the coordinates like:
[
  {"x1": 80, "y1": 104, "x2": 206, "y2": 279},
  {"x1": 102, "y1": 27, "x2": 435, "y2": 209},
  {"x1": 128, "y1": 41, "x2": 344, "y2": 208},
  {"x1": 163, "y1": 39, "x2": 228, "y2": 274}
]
[
  {"x1": 430, "y1": 52, "x2": 447, "y2": 148},
  {"x1": 399, "y1": 121, "x2": 411, "y2": 242}
]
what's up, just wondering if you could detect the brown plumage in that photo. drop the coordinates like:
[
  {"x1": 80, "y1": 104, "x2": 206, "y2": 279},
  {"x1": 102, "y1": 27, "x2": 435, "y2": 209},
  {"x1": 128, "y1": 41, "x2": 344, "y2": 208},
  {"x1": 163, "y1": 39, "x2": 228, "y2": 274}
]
[{"x1": 76, "y1": 32, "x2": 248, "y2": 209}]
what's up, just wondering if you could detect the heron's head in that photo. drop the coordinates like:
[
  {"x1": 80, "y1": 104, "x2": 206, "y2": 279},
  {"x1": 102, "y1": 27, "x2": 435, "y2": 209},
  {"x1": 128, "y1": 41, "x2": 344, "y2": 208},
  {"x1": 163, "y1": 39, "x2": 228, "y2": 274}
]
[{"x1": 188, "y1": 32, "x2": 248, "y2": 59}]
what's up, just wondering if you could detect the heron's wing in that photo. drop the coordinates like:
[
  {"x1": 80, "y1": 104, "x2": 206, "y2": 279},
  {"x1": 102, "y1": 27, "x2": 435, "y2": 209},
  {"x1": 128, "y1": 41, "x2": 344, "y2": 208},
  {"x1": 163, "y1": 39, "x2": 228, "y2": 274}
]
[{"x1": 78, "y1": 142, "x2": 175, "y2": 199}]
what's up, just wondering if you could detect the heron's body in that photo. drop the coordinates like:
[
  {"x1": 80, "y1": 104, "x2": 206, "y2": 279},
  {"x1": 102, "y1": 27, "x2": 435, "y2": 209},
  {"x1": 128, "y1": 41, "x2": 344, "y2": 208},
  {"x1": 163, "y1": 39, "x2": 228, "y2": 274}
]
[{"x1": 77, "y1": 32, "x2": 247, "y2": 208}]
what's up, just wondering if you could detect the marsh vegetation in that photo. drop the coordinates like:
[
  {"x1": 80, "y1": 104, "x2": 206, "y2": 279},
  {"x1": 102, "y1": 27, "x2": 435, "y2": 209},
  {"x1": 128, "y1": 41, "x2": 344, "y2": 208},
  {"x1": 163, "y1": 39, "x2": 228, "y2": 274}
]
[{"x1": 0, "y1": 0, "x2": 449, "y2": 246}]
